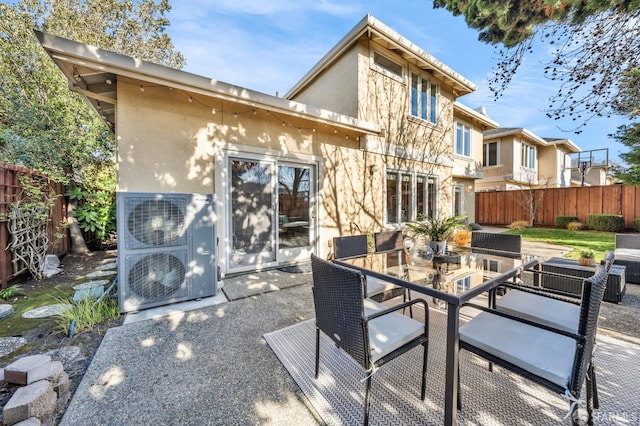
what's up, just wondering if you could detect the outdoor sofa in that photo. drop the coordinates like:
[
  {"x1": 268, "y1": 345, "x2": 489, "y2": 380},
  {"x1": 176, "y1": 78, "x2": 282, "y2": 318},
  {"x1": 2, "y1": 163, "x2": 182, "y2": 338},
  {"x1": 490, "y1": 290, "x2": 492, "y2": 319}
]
[{"x1": 614, "y1": 234, "x2": 640, "y2": 284}]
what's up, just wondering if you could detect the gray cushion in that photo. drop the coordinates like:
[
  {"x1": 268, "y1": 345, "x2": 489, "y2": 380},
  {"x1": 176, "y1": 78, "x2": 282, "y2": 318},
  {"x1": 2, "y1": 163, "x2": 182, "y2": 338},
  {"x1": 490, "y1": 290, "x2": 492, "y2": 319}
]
[
  {"x1": 460, "y1": 311, "x2": 576, "y2": 388},
  {"x1": 366, "y1": 275, "x2": 402, "y2": 298},
  {"x1": 614, "y1": 248, "x2": 640, "y2": 262},
  {"x1": 363, "y1": 298, "x2": 386, "y2": 316},
  {"x1": 368, "y1": 312, "x2": 424, "y2": 363},
  {"x1": 496, "y1": 290, "x2": 579, "y2": 333}
]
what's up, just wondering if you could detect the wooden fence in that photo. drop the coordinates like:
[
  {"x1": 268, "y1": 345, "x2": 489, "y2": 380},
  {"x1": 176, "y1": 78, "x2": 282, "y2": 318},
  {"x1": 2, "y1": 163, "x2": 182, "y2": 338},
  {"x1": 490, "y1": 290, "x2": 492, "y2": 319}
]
[
  {"x1": 475, "y1": 184, "x2": 640, "y2": 229},
  {"x1": 0, "y1": 163, "x2": 69, "y2": 288}
]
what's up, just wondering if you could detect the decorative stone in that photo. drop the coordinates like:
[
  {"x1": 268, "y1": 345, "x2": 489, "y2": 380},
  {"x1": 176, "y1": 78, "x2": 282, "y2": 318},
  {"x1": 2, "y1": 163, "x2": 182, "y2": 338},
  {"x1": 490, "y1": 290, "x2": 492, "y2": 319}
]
[
  {"x1": 13, "y1": 418, "x2": 42, "y2": 426},
  {"x1": 52, "y1": 371, "x2": 70, "y2": 398},
  {"x1": 2, "y1": 380, "x2": 57, "y2": 425},
  {"x1": 24, "y1": 361, "x2": 64, "y2": 385},
  {"x1": 44, "y1": 346, "x2": 82, "y2": 363},
  {"x1": 95, "y1": 263, "x2": 117, "y2": 271},
  {"x1": 85, "y1": 270, "x2": 116, "y2": 279},
  {"x1": 72, "y1": 280, "x2": 109, "y2": 291},
  {"x1": 0, "y1": 337, "x2": 27, "y2": 358},
  {"x1": 0, "y1": 304, "x2": 14, "y2": 320},
  {"x1": 22, "y1": 304, "x2": 72, "y2": 319}
]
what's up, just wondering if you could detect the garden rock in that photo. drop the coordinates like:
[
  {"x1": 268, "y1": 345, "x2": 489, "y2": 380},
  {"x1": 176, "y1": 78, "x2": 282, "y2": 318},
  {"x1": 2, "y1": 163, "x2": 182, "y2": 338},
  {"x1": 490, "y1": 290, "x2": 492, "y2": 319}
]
[
  {"x1": 0, "y1": 305, "x2": 14, "y2": 321},
  {"x1": 21, "y1": 304, "x2": 71, "y2": 319},
  {"x1": 2, "y1": 380, "x2": 56, "y2": 425},
  {"x1": 0, "y1": 337, "x2": 27, "y2": 358}
]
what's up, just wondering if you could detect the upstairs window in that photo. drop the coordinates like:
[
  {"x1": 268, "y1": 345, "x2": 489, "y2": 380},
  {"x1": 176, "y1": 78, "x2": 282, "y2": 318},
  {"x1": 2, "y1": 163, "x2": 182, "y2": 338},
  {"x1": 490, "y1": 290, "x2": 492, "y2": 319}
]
[
  {"x1": 483, "y1": 141, "x2": 498, "y2": 166},
  {"x1": 410, "y1": 73, "x2": 438, "y2": 124},
  {"x1": 455, "y1": 122, "x2": 471, "y2": 157},
  {"x1": 387, "y1": 171, "x2": 438, "y2": 224},
  {"x1": 521, "y1": 143, "x2": 536, "y2": 169},
  {"x1": 373, "y1": 51, "x2": 403, "y2": 79}
]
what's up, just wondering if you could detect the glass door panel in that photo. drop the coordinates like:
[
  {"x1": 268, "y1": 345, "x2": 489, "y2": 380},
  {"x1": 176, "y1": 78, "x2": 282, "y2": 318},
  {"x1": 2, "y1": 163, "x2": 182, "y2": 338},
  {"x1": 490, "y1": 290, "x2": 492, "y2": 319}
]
[
  {"x1": 229, "y1": 159, "x2": 275, "y2": 268},
  {"x1": 277, "y1": 164, "x2": 314, "y2": 262}
]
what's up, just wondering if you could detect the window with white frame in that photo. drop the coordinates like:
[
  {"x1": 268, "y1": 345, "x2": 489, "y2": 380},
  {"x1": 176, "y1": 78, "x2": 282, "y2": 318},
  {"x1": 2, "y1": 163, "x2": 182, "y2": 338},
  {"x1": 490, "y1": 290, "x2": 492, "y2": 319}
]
[
  {"x1": 521, "y1": 143, "x2": 536, "y2": 169},
  {"x1": 410, "y1": 72, "x2": 438, "y2": 124},
  {"x1": 373, "y1": 51, "x2": 403, "y2": 79},
  {"x1": 455, "y1": 122, "x2": 471, "y2": 157},
  {"x1": 483, "y1": 141, "x2": 498, "y2": 166},
  {"x1": 387, "y1": 171, "x2": 438, "y2": 224}
]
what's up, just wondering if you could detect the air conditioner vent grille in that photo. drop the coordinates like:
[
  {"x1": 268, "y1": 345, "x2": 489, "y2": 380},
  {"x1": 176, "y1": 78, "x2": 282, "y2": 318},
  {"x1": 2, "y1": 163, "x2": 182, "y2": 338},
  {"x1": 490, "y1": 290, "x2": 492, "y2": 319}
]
[
  {"x1": 127, "y1": 252, "x2": 187, "y2": 302},
  {"x1": 126, "y1": 199, "x2": 186, "y2": 249}
]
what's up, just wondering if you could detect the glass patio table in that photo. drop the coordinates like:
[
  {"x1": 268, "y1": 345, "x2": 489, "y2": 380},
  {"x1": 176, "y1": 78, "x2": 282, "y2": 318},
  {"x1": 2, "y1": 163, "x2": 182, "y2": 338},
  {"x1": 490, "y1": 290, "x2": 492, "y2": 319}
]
[{"x1": 335, "y1": 245, "x2": 540, "y2": 426}]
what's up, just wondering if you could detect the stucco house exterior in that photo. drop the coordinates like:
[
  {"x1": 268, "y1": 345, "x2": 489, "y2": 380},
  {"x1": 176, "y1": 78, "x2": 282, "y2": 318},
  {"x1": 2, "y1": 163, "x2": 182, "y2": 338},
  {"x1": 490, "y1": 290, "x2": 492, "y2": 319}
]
[
  {"x1": 37, "y1": 15, "x2": 486, "y2": 286},
  {"x1": 477, "y1": 127, "x2": 584, "y2": 191}
]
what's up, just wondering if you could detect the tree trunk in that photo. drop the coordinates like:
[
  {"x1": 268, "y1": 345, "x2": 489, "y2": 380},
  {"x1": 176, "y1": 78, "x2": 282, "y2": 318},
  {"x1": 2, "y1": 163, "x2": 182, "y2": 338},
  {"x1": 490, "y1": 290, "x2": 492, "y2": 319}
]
[{"x1": 67, "y1": 198, "x2": 89, "y2": 254}]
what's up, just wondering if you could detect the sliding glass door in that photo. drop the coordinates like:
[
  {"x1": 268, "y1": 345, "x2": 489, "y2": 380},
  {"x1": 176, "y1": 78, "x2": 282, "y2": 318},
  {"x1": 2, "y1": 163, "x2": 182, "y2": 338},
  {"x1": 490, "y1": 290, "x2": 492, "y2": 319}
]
[{"x1": 228, "y1": 157, "x2": 316, "y2": 270}]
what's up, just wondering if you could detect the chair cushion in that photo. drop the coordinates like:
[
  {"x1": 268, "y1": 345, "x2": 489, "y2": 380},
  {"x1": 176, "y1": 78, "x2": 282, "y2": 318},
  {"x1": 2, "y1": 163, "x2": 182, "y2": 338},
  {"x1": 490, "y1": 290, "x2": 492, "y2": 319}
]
[
  {"x1": 459, "y1": 311, "x2": 576, "y2": 388},
  {"x1": 363, "y1": 298, "x2": 386, "y2": 316},
  {"x1": 366, "y1": 275, "x2": 401, "y2": 298},
  {"x1": 496, "y1": 290, "x2": 579, "y2": 333},
  {"x1": 614, "y1": 248, "x2": 640, "y2": 262},
  {"x1": 368, "y1": 312, "x2": 424, "y2": 364}
]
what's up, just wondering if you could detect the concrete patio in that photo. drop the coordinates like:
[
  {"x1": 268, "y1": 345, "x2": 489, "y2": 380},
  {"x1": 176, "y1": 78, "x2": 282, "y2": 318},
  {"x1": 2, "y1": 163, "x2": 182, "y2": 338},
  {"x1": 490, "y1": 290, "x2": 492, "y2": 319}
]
[{"x1": 59, "y1": 240, "x2": 640, "y2": 424}]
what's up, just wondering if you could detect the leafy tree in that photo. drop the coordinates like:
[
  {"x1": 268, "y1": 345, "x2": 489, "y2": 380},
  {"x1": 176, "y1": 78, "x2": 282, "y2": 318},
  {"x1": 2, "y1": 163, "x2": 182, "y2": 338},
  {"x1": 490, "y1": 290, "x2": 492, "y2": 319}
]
[
  {"x1": 0, "y1": 0, "x2": 184, "y2": 252},
  {"x1": 433, "y1": 0, "x2": 640, "y2": 129}
]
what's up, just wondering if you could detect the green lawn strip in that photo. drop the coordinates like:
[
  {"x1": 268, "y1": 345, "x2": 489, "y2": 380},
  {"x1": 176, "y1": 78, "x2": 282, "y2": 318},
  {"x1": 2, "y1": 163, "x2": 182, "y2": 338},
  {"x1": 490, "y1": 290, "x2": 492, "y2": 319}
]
[{"x1": 504, "y1": 228, "x2": 615, "y2": 261}]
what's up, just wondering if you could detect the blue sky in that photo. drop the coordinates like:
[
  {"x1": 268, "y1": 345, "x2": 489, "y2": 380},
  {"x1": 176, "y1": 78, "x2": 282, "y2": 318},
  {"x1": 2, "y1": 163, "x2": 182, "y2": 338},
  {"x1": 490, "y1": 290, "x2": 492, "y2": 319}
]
[{"x1": 165, "y1": 0, "x2": 627, "y2": 163}]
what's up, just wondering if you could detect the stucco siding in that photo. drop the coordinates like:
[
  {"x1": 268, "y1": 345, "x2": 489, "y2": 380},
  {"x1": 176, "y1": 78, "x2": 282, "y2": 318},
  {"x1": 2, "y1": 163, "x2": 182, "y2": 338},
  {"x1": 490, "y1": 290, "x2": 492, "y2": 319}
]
[{"x1": 288, "y1": 45, "x2": 359, "y2": 117}]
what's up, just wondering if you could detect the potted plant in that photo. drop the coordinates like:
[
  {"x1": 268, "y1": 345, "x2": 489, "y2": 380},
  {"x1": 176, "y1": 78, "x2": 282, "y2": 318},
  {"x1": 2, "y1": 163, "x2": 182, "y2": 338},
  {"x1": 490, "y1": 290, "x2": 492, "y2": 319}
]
[
  {"x1": 578, "y1": 249, "x2": 596, "y2": 266},
  {"x1": 405, "y1": 215, "x2": 464, "y2": 256}
]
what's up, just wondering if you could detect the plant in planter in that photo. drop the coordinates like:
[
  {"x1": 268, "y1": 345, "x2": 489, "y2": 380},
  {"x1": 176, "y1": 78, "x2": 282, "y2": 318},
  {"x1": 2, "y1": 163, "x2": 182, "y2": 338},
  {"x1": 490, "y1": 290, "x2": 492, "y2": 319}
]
[
  {"x1": 405, "y1": 215, "x2": 464, "y2": 256},
  {"x1": 578, "y1": 249, "x2": 596, "y2": 266}
]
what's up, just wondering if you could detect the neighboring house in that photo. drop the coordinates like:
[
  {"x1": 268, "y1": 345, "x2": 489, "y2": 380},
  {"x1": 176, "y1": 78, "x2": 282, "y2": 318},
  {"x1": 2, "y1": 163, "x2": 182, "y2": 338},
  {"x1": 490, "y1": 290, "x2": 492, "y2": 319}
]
[
  {"x1": 286, "y1": 15, "x2": 480, "y2": 225},
  {"x1": 477, "y1": 127, "x2": 582, "y2": 191},
  {"x1": 36, "y1": 15, "x2": 483, "y2": 298}
]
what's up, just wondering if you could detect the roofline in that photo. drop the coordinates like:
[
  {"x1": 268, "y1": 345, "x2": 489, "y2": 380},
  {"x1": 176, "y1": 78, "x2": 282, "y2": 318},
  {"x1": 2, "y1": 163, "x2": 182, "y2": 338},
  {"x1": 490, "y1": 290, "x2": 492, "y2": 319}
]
[
  {"x1": 454, "y1": 102, "x2": 499, "y2": 129},
  {"x1": 35, "y1": 30, "x2": 381, "y2": 135},
  {"x1": 285, "y1": 14, "x2": 477, "y2": 99},
  {"x1": 484, "y1": 128, "x2": 547, "y2": 146},
  {"x1": 543, "y1": 138, "x2": 581, "y2": 153}
]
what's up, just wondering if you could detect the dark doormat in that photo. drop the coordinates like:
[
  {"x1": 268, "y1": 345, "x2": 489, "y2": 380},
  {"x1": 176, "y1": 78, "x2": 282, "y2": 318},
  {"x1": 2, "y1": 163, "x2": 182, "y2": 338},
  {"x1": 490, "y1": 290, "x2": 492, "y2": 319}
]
[{"x1": 278, "y1": 264, "x2": 311, "y2": 274}]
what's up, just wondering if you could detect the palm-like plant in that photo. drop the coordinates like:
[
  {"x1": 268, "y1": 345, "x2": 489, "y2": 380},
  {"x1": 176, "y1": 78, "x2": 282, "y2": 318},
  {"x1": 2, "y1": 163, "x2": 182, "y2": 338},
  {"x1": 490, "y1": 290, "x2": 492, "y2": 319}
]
[{"x1": 405, "y1": 215, "x2": 464, "y2": 242}]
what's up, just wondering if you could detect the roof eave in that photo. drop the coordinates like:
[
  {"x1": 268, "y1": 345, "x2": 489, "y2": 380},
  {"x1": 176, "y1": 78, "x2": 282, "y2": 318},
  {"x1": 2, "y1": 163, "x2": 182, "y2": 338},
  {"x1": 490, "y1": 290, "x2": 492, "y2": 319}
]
[{"x1": 35, "y1": 30, "x2": 381, "y2": 136}]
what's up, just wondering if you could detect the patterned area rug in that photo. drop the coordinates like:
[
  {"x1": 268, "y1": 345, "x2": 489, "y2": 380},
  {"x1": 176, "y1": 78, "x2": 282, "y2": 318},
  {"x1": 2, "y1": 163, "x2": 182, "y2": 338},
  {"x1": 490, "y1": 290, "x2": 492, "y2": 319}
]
[{"x1": 264, "y1": 309, "x2": 640, "y2": 425}]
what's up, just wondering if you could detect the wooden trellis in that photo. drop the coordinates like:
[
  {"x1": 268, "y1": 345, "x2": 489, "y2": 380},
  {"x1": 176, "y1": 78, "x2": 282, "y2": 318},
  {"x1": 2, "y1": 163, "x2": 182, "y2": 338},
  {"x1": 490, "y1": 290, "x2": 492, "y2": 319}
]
[{"x1": 0, "y1": 163, "x2": 69, "y2": 288}]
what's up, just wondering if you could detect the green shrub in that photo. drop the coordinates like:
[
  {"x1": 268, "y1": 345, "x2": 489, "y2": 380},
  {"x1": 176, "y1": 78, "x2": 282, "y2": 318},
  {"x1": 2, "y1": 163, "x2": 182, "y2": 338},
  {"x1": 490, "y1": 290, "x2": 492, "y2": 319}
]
[
  {"x1": 586, "y1": 214, "x2": 624, "y2": 232},
  {"x1": 0, "y1": 285, "x2": 25, "y2": 300},
  {"x1": 468, "y1": 222, "x2": 483, "y2": 231},
  {"x1": 555, "y1": 215, "x2": 579, "y2": 229},
  {"x1": 634, "y1": 218, "x2": 640, "y2": 232},
  {"x1": 567, "y1": 221, "x2": 587, "y2": 231}
]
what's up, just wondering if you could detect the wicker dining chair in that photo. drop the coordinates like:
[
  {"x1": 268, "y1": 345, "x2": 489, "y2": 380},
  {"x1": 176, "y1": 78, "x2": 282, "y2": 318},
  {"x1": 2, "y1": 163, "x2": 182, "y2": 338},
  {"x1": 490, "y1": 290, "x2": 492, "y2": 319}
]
[
  {"x1": 471, "y1": 231, "x2": 522, "y2": 254},
  {"x1": 458, "y1": 263, "x2": 609, "y2": 424},
  {"x1": 332, "y1": 234, "x2": 405, "y2": 303},
  {"x1": 310, "y1": 254, "x2": 429, "y2": 426}
]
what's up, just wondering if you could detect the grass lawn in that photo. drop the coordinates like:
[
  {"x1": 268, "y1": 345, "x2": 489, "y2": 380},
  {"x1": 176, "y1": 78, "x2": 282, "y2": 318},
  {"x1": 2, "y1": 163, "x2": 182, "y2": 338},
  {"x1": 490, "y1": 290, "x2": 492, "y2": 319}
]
[{"x1": 504, "y1": 227, "x2": 616, "y2": 261}]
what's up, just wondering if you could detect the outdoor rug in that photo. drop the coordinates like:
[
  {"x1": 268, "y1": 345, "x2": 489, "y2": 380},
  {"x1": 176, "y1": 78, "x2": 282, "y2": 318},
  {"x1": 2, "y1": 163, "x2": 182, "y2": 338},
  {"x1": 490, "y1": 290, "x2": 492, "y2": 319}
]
[{"x1": 264, "y1": 309, "x2": 640, "y2": 425}]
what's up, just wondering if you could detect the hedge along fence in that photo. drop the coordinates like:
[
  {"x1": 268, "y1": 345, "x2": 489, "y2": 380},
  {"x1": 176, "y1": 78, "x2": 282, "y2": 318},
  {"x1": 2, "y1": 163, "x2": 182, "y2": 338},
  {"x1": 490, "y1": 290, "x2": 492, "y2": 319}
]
[
  {"x1": 0, "y1": 162, "x2": 69, "y2": 288},
  {"x1": 475, "y1": 184, "x2": 640, "y2": 229}
]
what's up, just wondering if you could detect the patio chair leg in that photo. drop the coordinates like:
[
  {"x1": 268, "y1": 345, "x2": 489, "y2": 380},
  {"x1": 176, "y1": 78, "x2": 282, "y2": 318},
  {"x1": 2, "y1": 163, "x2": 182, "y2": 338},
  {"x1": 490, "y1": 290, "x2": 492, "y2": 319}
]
[
  {"x1": 590, "y1": 363, "x2": 599, "y2": 409},
  {"x1": 364, "y1": 372, "x2": 372, "y2": 426},
  {"x1": 315, "y1": 327, "x2": 320, "y2": 379},
  {"x1": 421, "y1": 342, "x2": 428, "y2": 400},
  {"x1": 456, "y1": 362, "x2": 462, "y2": 410}
]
